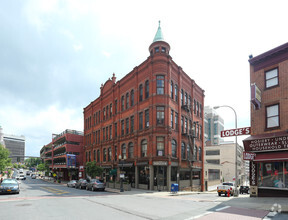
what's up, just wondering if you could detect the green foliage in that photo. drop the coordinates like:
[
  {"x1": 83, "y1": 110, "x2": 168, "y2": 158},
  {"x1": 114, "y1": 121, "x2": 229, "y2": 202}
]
[
  {"x1": 37, "y1": 162, "x2": 49, "y2": 172},
  {"x1": 0, "y1": 144, "x2": 12, "y2": 173},
  {"x1": 85, "y1": 161, "x2": 104, "y2": 178},
  {"x1": 25, "y1": 157, "x2": 41, "y2": 168}
]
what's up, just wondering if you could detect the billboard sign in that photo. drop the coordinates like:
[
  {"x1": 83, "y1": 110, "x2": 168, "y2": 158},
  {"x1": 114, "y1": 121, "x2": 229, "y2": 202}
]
[
  {"x1": 243, "y1": 152, "x2": 256, "y2": 161},
  {"x1": 67, "y1": 154, "x2": 76, "y2": 168},
  {"x1": 221, "y1": 127, "x2": 251, "y2": 137}
]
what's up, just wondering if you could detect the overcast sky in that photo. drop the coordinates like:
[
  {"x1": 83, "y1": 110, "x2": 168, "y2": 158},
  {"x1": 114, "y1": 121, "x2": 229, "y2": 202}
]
[{"x1": 1, "y1": 0, "x2": 288, "y2": 156}]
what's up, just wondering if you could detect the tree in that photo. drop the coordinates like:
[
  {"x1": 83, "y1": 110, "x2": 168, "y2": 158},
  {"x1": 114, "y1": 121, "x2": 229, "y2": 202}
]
[
  {"x1": 0, "y1": 144, "x2": 12, "y2": 173},
  {"x1": 25, "y1": 157, "x2": 41, "y2": 168},
  {"x1": 37, "y1": 162, "x2": 49, "y2": 173},
  {"x1": 85, "y1": 161, "x2": 104, "y2": 179}
]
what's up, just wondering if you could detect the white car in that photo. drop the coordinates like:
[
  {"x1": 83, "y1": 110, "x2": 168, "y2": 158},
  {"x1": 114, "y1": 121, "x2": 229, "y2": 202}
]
[{"x1": 16, "y1": 174, "x2": 26, "y2": 180}]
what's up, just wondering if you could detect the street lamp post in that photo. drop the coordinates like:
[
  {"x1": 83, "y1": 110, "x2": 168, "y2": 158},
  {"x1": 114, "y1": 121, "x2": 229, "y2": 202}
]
[
  {"x1": 118, "y1": 154, "x2": 126, "y2": 192},
  {"x1": 214, "y1": 105, "x2": 238, "y2": 197}
]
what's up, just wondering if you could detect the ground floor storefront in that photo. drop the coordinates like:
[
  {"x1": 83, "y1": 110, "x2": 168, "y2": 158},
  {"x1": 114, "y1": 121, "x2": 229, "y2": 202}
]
[{"x1": 243, "y1": 131, "x2": 288, "y2": 197}]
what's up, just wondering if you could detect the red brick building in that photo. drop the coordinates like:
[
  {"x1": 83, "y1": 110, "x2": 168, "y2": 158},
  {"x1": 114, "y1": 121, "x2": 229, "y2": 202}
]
[
  {"x1": 244, "y1": 42, "x2": 288, "y2": 197},
  {"x1": 83, "y1": 22, "x2": 205, "y2": 191},
  {"x1": 41, "y1": 129, "x2": 84, "y2": 181}
]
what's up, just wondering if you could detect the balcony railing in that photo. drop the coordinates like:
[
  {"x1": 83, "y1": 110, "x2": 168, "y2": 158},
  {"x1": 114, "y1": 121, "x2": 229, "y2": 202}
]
[{"x1": 53, "y1": 129, "x2": 83, "y2": 141}]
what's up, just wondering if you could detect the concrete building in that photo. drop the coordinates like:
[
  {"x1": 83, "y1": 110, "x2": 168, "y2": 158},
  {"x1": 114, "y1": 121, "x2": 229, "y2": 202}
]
[
  {"x1": 0, "y1": 126, "x2": 5, "y2": 147},
  {"x1": 244, "y1": 42, "x2": 288, "y2": 197},
  {"x1": 204, "y1": 106, "x2": 224, "y2": 146},
  {"x1": 3, "y1": 134, "x2": 25, "y2": 163},
  {"x1": 40, "y1": 129, "x2": 84, "y2": 181},
  {"x1": 83, "y1": 22, "x2": 205, "y2": 191},
  {"x1": 204, "y1": 142, "x2": 244, "y2": 191}
]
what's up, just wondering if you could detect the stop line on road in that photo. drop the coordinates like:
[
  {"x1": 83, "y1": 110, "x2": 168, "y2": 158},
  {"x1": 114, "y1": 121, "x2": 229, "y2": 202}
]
[{"x1": 40, "y1": 186, "x2": 69, "y2": 195}]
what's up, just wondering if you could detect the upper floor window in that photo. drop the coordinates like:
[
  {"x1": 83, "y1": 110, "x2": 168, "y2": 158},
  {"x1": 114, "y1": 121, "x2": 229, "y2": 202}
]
[
  {"x1": 175, "y1": 85, "x2": 178, "y2": 102},
  {"x1": 181, "y1": 89, "x2": 184, "y2": 106},
  {"x1": 199, "y1": 147, "x2": 202, "y2": 161},
  {"x1": 126, "y1": 118, "x2": 129, "y2": 134},
  {"x1": 128, "y1": 142, "x2": 134, "y2": 159},
  {"x1": 265, "y1": 68, "x2": 278, "y2": 89},
  {"x1": 121, "y1": 144, "x2": 126, "y2": 159},
  {"x1": 181, "y1": 142, "x2": 186, "y2": 160},
  {"x1": 156, "y1": 76, "x2": 165, "y2": 95},
  {"x1": 266, "y1": 104, "x2": 279, "y2": 128},
  {"x1": 187, "y1": 144, "x2": 190, "y2": 160},
  {"x1": 145, "y1": 80, "x2": 149, "y2": 99},
  {"x1": 130, "y1": 116, "x2": 134, "y2": 133},
  {"x1": 110, "y1": 104, "x2": 112, "y2": 118},
  {"x1": 121, "y1": 120, "x2": 124, "y2": 136},
  {"x1": 126, "y1": 93, "x2": 129, "y2": 109},
  {"x1": 175, "y1": 112, "x2": 179, "y2": 131},
  {"x1": 170, "y1": 81, "x2": 174, "y2": 99},
  {"x1": 131, "y1": 90, "x2": 134, "y2": 106},
  {"x1": 114, "y1": 146, "x2": 118, "y2": 162},
  {"x1": 108, "y1": 147, "x2": 112, "y2": 161},
  {"x1": 141, "y1": 139, "x2": 147, "y2": 157},
  {"x1": 155, "y1": 47, "x2": 159, "y2": 53},
  {"x1": 139, "y1": 112, "x2": 143, "y2": 130},
  {"x1": 185, "y1": 92, "x2": 188, "y2": 105},
  {"x1": 172, "y1": 139, "x2": 177, "y2": 158},
  {"x1": 139, "y1": 84, "x2": 143, "y2": 102},
  {"x1": 161, "y1": 47, "x2": 166, "y2": 53},
  {"x1": 114, "y1": 123, "x2": 117, "y2": 138},
  {"x1": 157, "y1": 137, "x2": 164, "y2": 156},
  {"x1": 171, "y1": 110, "x2": 174, "y2": 129},
  {"x1": 93, "y1": 150, "x2": 96, "y2": 161},
  {"x1": 97, "y1": 149, "x2": 100, "y2": 162},
  {"x1": 103, "y1": 148, "x2": 106, "y2": 162},
  {"x1": 121, "y1": 96, "x2": 124, "y2": 111},
  {"x1": 145, "y1": 109, "x2": 149, "y2": 128},
  {"x1": 156, "y1": 106, "x2": 165, "y2": 125},
  {"x1": 103, "y1": 108, "x2": 106, "y2": 120}
]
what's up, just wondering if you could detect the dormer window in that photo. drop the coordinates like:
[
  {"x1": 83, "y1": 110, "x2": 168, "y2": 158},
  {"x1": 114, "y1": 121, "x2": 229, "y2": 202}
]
[
  {"x1": 155, "y1": 47, "x2": 159, "y2": 53},
  {"x1": 161, "y1": 47, "x2": 166, "y2": 53}
]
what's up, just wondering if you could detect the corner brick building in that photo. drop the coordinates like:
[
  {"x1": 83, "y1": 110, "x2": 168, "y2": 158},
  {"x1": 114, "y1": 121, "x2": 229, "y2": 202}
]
[
  {"x1": 244, "y1": 42, "x2": 288, "y2": 197},
  {"x1": 83, "y1": 22, "x2": 205, "y2": 191}
]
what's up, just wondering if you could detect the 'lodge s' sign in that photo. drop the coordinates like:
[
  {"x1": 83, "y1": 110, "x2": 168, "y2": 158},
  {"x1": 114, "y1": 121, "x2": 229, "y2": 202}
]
[{"x1": 244, "y1": 135, "x2": 288, "y2": 152}]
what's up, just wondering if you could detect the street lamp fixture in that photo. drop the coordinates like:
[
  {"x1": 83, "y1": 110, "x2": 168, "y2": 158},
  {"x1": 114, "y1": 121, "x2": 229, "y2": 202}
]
[
  {"x1": 118, "y1": 154, "x2": 126, "y2": 192},
  {"x1": 213, "y1": 105, "x2": 239, "y2": 197}
]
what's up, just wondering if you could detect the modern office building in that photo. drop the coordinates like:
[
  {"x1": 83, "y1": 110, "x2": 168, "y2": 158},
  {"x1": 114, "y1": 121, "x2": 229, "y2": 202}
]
[
  {"x1": 40, "y1": 129, "x2": 84, "y2": 181},
  {"x1": 204, "y1": 106, "x2": 224, "y2": 146},
  {"x1": 0, "y1": 126, "x2": 5, "y2": 147},
  {"x1": 3, "y1": 133, "x2": 25, "y2": 163},
  {"x1": 244, "y1": 42, "x2": 288, "y2": 197},
  {"x1": 83, "y1": 22, "x2": 205, "y2": 191}
]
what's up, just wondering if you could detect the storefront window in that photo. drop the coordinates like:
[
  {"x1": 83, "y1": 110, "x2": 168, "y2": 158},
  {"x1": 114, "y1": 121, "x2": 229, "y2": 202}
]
[
  {"x1": 258, "y1": 162, "x2": 287, "y2": 188},
  {"x1": 139, "y1": 166, "x2": 149, "y2": 185},
  {"x1": 180, "y1": 171, "x2": 190, "y2": 180},
  {"x1": 154, "y1": 166, "x2": 167, "y2": 187},
  {"x1": 171, "y1": 167, "x2": 177, "y2": 181}
]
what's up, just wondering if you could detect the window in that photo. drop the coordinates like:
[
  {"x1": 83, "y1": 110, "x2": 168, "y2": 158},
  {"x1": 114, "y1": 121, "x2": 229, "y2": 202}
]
[
  {"x1": 206, "y1": 150, "x2": 220, "y2": 155},
  {"x1": 130, "y1": 116, "x2": 134, "y2": 133},
  {"x1": 114, "y1": 146, "x2": 117, "y2": 162},
  {"x1": 109, "y1": 125, "x2": 112, "y2": 139},
  {"x1": 265, "y1": 68, "x2": 278, "y2": 88},
  {"x1": 121, "y1": 96, "x2": 124, "y2": 111},
  {"x1": 114, "y1": 123, "x2": 117, "y2": 138},
  {"x1": 175, "y1": 112, "x2": 178, "y2": 131},
  {"x1": 108, "y1": 147, "x2": 111, "y2": 161},
  {"x1": 103, "y1": 108, "x2": 105, "y2": 120},
  {"x1": 141, "y1": 139, "x2": 147, "y2": 157},
  {"x1": 155, "y1": 47, "x2": 159, "y2": 53},
  {"x1": 121, "y1": 144, "x2": 126, "y2": 159},
  {"x1": 161, "y1": 47, "x2": 166, "y2": 53},
  {"x1": 145, "y1": 80, "x2": 149, "y2": 99},
  {"x1": 103, "y1": 148, "x2": 106, "y2": 162},
  {"x1": 145, "y1": 109, "x2": 149, "y2": 128},
  {"x1": 197, "y1": 102, "x2": 199, "y2": 116},
  {"x1": 131, "y1": 90, "x2": 134, "y2": 106},
  {"x1": 266, "y1": 104, "x2": 279, "y2": 128},
  {"x1": 199, "y1": 147, "x2": 202, "y2": 161},
  {"x1": 185, "y1": 92, "x2": 188, "y2": 105},
  {"x1": 139, "y1": 112, "x2": 143, "y2": 130},
  {"x1": 156, "y1": 106, "x2": 165, "y2": 125},
  {"x1": 181, "y1": 116, "x2": 184, "y2": 133},
  {"x1": 97, "y1": 149, "x2": 100, "y2": 162},
  {"x1": 175, "y1": 85, "x2": 178, "y2": 102},
  {"x1": 170, "y1": 82, "x2": 174, "y2": 99},
  {"x1": 181, "y1": 142, "x2": 186, "y2": 160},
  {"x1": 139, "y1": 84, "x2": 143, "y2": 102},
  {"x1": 126, "y1": 93, "x2": 129, "y2": 109},
  {"x1": 172, "y1": 139, "x2": 177, "y2": 158},
  {"x1": 208, "y1": 169, "x2": 220, "y2": 181},
  {"x1": 115, "y1": 100, "x2": 118, "y2": 114},
  {"x1": 110, "y1": 104, "x2": 112, "y2": 118},
  {"x1": 121, "y1": 120, "x2": 124, "y2": 136},
  {"x1": 181, "y1": 89, "x2": 184, "y2": 106},
  {"x1": 171, "y1": 110, "x2": 174, "y2": 129},
  {"x1": 126, "y1": 118, "x2": 129, "y2": 134},
  {"x1": 89, "y1": 151, "x2": 91, "y2": 162},
  {"x1": 128, "y1": 142, "x2": 134, "y2": 158},
  {"x1": 188, "y1": 96, "x2": 191, "y2": 108},
  {"x1": 106, "y1": 106, "x2": 109, "y2": 119},
  {"x1": 157, "y1": 137, "x2": 164, "y2": 156},
  {"x1": 194, "y1": 100, "x2": 196, "y2": 114},
  {"x1": 185, "y1": 118, "x2": 188, "y2": 133},
  {"x1": 206, "y1": 159, "x2": 220, "y2": 164},
  {"x1": 187, "y1": 144, "x2": 190, "y2": 160},
  {"x1": 193, "y1": 145, "x2": 197, "y2": 160},
  {"x1": 156, "y1": 75, "x2": 164, "y2": 95},
  {"x1": 106, "y1": 127, "x2": 108, "y2": 140},
  {"x1": 93, "y1": 150, "x2": 96, "y2": 161},
  {"x1": 103, "y1": 128, "x2": 105, "y2": 140}
]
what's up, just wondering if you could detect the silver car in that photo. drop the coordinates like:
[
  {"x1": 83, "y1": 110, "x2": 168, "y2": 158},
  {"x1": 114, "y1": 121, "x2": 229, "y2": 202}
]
[
  {"x1": 67, "y1": 180, "x2": 77, "y2": 188},
  {"x1": 86, "y1": 179, "x2": 105, "y2": 191}
]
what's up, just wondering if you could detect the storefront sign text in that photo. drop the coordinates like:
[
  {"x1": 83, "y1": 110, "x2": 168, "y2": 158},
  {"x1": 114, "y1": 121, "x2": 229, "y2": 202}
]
[
  {"x1": 244, "y1": 135, "x2": 288, "y2": 152},
  {"x1": 221, "y1": 127, "x2": 251, "y2": 137},
  {"x1": 243, "y1": 152, "x2": 256, "y2": 161},
  {"x1": 153, "y1": 161, "x2": 167, "y2": 166}
]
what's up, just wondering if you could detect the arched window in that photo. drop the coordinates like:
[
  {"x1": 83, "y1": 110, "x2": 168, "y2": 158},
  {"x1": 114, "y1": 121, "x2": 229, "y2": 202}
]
[
  {"x1": 139, "y1": 84, "x2": 143, "y2": 102},
  {"x1": 145, "y1": 80, "x2": 149, "y2": 99},
  {"x1": 141, "y1": 139, "x2": 147, "y2": 157},
  {"x1": 121, "y1": 144, "x2": 126, "y2": 159},
  {"x1": 172, "y1": 139, "x2": 177, "y2": 158},
  {"x1": 181, "y1": 142, "x2": 186, "y2": 160},
  {"x1": 130, "y1": 90, "x2": 134, "y2": 106},
  {"x1": 128, "y1": 142, "x2": 134, "y2": 158}
]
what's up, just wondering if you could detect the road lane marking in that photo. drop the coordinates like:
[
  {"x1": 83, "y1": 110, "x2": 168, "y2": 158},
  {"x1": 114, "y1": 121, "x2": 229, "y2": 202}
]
[
  {"x1": 40, "y1": 187, "x2": 69, "y2": 195},
  {"x1": 215, "y1": 206, "x2": 230, "y2": 211}
]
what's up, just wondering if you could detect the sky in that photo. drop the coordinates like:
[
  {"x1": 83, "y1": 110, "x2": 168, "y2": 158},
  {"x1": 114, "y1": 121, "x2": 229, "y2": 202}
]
[{"x1": 1, "y1": 0, "x2": 288, "y2": 157}]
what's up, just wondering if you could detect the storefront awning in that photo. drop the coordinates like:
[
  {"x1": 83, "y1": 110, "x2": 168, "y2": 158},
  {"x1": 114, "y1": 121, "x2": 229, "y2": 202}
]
[{"x1": 254, "y1": 151, "x2": 288, "y2": 162}]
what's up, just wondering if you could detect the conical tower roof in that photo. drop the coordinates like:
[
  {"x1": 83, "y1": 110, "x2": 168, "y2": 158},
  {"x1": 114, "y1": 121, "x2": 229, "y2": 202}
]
[{"x1": 153, "y1": 21, "x2": 164, "y2": 42}]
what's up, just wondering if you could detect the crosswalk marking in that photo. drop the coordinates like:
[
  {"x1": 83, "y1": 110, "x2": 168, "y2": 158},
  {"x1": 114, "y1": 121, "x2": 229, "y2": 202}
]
[{"x1": 40, "y1": 187, "x2": 69, "y2": 195}]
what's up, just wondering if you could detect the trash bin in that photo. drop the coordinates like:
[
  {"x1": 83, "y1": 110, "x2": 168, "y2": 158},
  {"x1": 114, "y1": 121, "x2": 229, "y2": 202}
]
[{"x1": 171, "y1": 183, "x2": 178, "y2": 193}]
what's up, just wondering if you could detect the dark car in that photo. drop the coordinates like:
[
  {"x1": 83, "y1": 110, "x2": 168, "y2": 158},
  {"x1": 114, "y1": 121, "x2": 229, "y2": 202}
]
[
  {"x1": 86, "y1": 179, "x2": 105, "y2": 191},
  {"x1": 67, "y1": 180, "x2": 77, "y2": 188},
  {"x1": 75, "y1": 179, "x2": 88, "y2": 189},
  {"x1": 0, "y1": 179, "x2": 20, "y2": 194},
  {"x1": 240, "y1": 186, "x2": 249, "y2": 194}
]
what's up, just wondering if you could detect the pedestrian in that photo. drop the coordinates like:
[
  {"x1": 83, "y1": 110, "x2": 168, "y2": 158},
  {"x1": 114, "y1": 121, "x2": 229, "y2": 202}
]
[{"x1": 0, "y1": 178, "x2": 3, "y2": 183}]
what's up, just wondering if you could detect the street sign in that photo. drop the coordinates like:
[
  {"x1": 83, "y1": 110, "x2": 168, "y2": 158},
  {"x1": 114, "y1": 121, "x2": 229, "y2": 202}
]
[
  {"x1": 243, "y1": 152, "x2": 256, "y2": 161},
  {"x1": 221, "y1": 127, "x2": 251, "y2": 137}
]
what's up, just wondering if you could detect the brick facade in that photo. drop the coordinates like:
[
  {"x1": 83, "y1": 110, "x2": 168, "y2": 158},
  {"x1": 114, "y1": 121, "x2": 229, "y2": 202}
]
[{"x1": 84, "y1": 27, "x2": 205, "y2": 191}]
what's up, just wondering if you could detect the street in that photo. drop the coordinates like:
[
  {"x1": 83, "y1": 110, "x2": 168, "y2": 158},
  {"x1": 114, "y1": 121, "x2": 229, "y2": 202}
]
[{"x1": 1, "y1": 176, "x2": 288, "y2": 220}]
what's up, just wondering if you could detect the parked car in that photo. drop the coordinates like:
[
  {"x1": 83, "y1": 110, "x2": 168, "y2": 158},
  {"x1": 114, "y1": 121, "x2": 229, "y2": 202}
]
[
  {"x1": 86, "y1": 179, "x2": 105, "y2": 191},
  {"x1": 240, "y1": 186, "x2": 249, "y2": 194},
  {"x1": 217, "y1": 182, "x2": 235, "y2": 196},
  {"x1": 0, "y1": 179, "x2": 20, "y2": 194},
  {"x1": 31, "y1": 174, "x2": 37, "y2": 179},
  {"x1": 26, "y1": 171, "x2": 31, "y2": 175},
  {"x1": 67, "y1": 180, "x2": 77, "y2": 188},
  {"x1": 17, "y1": 174, "x2": 26, "y2": 180},
  {"x1": 75, "y1": 179, "x2": 88, "y2": 189}
]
